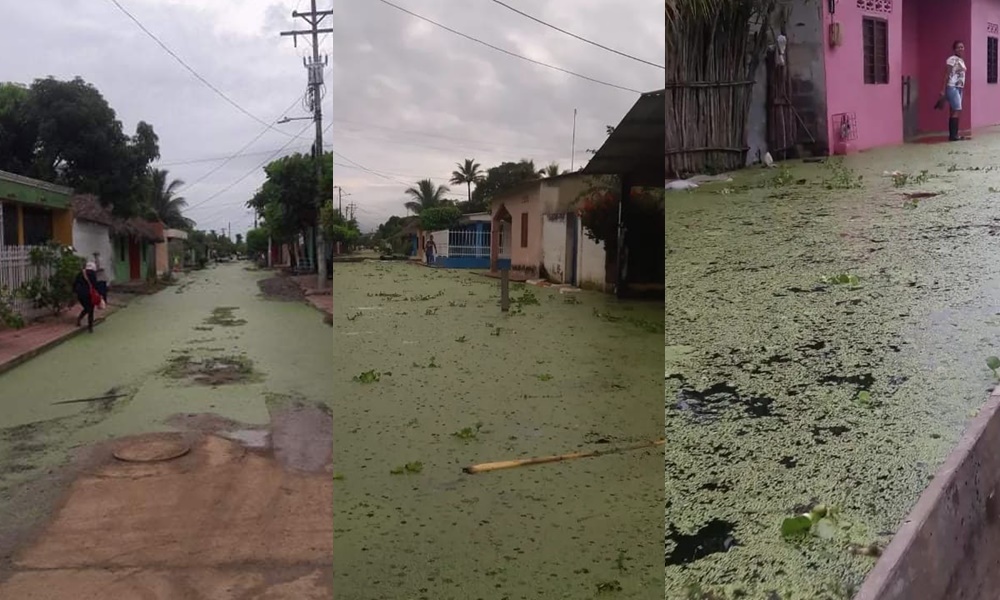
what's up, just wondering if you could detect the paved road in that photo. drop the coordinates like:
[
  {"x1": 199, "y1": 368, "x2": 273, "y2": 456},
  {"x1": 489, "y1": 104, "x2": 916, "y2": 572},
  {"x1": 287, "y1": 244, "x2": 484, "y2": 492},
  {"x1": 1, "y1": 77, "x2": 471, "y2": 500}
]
[{"x1": 0, "y1": 263, "x2": 332, "y2": 599}]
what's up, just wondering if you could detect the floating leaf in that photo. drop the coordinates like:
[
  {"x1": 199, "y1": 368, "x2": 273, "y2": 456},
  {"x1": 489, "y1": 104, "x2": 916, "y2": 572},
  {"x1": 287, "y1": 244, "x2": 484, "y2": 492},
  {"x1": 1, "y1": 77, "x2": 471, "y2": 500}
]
[
  {"x1": 781, "y1": 515, "x2": 812, "y2": 539},
  {"x1": 987, "y1": 356, "x2": 1000, "y2": 371}
]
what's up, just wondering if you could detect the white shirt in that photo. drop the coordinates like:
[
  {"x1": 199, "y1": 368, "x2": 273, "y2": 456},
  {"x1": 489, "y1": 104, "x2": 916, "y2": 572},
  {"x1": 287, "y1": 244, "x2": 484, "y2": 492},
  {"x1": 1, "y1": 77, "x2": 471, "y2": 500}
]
[{"x1": 947, "y1": 55, "x2": 967, "y2": 88}]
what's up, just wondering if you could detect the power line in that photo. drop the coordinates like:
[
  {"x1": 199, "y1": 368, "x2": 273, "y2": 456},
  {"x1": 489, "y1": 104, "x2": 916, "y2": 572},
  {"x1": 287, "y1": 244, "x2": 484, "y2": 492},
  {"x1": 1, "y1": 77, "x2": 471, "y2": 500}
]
[
  {"x1": 155, "y1": 143, "x2": 324, "y2": 167},
  {"x1": 105, "y1": 0, "x2": 298, "y2": 138},
  {"x1": 488, "y1": 0, "x2": 664, "y2": 69},
  {"x1": 374, "y1": 0, "x2": 641, "y2": 94},
  {"x1": 330, "y1": 149, "x2": 413, "y2": 186},
  {"x1": 187, "y1": 120, "x2": 318, "y2": 215}
]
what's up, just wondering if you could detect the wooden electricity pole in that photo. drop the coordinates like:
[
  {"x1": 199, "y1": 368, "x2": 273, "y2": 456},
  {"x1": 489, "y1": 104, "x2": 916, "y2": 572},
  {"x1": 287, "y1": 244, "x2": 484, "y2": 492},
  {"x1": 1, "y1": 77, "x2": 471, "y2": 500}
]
[{"x1": 281, "y1": 1, "x2": 332, "y2": 288}]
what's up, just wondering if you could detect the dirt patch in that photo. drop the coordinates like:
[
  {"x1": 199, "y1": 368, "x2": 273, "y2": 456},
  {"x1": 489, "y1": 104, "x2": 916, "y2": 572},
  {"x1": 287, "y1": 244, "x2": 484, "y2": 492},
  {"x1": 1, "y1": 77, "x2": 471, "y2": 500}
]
[
  {"x1": 258, "y1": 276, "x2": 305, "y2": 302},
  {"x1": 204, "y1": 306, "x2": 246, "y2": 327},
  {"x1": 163, "y1": 354, "x2": 259, "y2": 386},
  {"x1": 0, "y1": 434, "x2": 332, "y2": 599}
]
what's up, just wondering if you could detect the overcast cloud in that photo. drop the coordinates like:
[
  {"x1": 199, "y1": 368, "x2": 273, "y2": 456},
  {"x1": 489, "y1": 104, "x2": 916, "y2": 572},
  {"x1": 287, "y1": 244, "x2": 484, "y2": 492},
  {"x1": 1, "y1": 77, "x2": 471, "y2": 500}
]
[
  {"x1": 332, "y1": 0, "x2": 664, "y2": 230},
  {"x1": 0, "y1": 0, "x2": 664, "y2": 236}
]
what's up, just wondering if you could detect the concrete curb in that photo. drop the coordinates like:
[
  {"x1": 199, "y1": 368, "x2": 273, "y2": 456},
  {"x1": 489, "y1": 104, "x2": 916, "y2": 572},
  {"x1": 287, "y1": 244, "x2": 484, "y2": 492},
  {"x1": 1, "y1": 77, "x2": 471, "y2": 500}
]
[
  {"x1": 0, "y1": 313, "x2": 112, "y2": 377},
  {"x1": 854, "y1": 388, "x2": 1000, "y2": 599}
]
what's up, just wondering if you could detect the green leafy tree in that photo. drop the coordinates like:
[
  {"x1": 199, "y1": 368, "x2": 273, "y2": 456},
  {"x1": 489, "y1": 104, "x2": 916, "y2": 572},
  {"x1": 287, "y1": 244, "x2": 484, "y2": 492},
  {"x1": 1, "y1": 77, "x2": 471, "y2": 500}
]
[
  {"x1": 419, "y1": 205, "x2": 462, "y2": 232},
  {"x1": 320, "y1": 205, "x2": 361, "y2": 249},
  {"x1": 469, "y1": 160, "x2": 539, "y2": 212},
  {"x1": 145, "y1": 168, "x2": 194, "y2": 230},
  {"x1": 0, "y1": 83, "x2": 33, "y2": 175},
  {"x1": 403, "y1": 179, "x2": 450, "y2": 214},
  {"x1": 245, "y1": 228, "x2": 268, "y2": 257},
  {"x1": 540, "y1": 162, "x2": 562, "y2": 177},
  {"x1": 0, "y1": 77, "x2": 161, "y2": 217},
  {"x1": 449, "y1": 159, "x2": 484, "y2": 206}
]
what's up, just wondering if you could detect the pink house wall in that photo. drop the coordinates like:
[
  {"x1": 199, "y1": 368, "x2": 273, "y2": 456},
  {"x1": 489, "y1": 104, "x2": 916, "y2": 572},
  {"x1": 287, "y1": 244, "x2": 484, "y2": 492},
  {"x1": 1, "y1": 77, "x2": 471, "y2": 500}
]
[
  {"x1": 914, "y1": 0, "x2": 971, "y2": 134},
  {"x1": 971, "y1": 0, "x2": 1000, "y2": 128},
  {"x1": 822, "y1": 2, "x2": 903, "y2": 152}
]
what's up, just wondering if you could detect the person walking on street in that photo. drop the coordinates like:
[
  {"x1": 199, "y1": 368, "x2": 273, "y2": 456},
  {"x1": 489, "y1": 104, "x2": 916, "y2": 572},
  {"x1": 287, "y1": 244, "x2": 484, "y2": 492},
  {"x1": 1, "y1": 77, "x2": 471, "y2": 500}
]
[
  {"x1": 941, "y1": 40, "x2": 967, "y2": 141},
  {"x1": 73, "y1": 261, "x2": 100, "y2": 333},
  {"x1": 425, "y1": 235, "x2": 437, "y2": 265}
]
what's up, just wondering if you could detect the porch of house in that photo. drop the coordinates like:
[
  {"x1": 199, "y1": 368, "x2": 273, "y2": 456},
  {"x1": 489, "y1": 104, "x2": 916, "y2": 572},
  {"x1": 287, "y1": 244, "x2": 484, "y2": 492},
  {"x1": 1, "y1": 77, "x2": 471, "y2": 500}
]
[{"x1": 0, "y1": 171, "x2": 75, "y2": 319}]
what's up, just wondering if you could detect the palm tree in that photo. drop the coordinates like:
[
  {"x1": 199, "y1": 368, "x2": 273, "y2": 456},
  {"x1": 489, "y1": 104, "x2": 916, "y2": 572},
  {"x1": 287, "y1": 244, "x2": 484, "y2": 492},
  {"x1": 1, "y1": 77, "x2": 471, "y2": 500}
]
[
  {"x1": 449, "y1": 158, "x2": 484, "y2": 205},
  {"x1": 147, "y1": 168, "x2": 194, "y2": 230},
  {"x1": 540, "y1": 163, "x2": 561, "y2": 178},
  {"x1": 403, "y1": 179, "x2": 450, "y2": 214}
]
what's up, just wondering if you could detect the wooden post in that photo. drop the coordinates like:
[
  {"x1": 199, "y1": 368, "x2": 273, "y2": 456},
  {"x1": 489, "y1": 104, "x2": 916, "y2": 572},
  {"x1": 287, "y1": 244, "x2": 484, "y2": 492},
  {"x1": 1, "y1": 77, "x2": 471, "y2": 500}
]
[{"x1": 500, "y1": 267, "x2": 510, "y2": 312}]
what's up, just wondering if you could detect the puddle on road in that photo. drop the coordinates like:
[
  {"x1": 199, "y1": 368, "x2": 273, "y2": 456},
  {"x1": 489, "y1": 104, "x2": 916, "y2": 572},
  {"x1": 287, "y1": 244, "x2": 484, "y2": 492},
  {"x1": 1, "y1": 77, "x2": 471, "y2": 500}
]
[
  {"x1": 667, "y1": 145, "x2": 1000, "y2": 598},
  {"x1": 332, "y1": 261, "x2": 662, "y2": 599}
]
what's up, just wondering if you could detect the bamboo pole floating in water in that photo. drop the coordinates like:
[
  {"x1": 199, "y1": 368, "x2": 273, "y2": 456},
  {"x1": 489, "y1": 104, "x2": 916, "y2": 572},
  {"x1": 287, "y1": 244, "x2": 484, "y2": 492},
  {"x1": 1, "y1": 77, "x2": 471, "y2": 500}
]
[{"x1": 462, "y1": 439, "x2": 665, "y2": 474}]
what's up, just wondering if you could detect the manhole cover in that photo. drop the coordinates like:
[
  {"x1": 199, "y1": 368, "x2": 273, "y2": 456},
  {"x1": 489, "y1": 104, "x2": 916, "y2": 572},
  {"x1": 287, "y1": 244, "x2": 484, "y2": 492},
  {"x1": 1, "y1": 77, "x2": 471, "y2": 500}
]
[{"x1": 113, "y1": 437, "x2": 191, "y2": 463}]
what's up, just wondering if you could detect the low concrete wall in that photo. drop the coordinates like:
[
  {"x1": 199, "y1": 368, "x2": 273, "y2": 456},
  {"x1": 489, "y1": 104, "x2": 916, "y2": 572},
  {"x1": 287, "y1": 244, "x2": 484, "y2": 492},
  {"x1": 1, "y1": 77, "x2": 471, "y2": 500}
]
[{"x1": 855, "y1": 389, "x2": 1000, "y2": 600}]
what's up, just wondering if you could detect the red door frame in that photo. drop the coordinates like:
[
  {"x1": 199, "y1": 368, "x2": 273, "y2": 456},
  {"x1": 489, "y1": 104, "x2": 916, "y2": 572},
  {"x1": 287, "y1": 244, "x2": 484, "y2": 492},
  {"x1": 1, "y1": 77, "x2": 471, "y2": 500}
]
[{"x1": 129, "y1": 237, "x2": 141, "y2": 280}]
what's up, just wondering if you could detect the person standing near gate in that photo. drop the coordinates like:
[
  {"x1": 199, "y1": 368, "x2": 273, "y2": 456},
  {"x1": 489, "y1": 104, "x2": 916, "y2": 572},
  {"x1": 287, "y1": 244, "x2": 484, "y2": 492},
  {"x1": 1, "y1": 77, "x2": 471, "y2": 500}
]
[
  {"x1": 425, "y1": 235, "x2": 437, "y2": 265},
  {"x1": 940, "y1": 40, "x2": 967, "y2": 141}
]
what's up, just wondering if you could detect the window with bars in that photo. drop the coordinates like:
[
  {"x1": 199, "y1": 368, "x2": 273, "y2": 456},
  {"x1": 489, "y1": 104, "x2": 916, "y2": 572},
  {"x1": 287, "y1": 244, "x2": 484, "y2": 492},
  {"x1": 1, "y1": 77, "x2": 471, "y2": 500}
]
[
  {"x1": 520, "y1": 213, "x2": 528, "y2": 248},
  {"x1": 989, "y1": 36, "x2": 998, "y2": 84},
  {"x1": 862, "y1": 17, "x2": 889, "y2": 84}
]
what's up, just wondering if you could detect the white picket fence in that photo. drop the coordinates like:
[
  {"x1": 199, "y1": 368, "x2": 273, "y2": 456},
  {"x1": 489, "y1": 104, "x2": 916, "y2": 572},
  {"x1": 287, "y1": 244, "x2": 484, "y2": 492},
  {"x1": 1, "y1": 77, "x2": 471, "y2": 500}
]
[{"x1": 0, "y1": 245, "x2": 52, "y2": 318}]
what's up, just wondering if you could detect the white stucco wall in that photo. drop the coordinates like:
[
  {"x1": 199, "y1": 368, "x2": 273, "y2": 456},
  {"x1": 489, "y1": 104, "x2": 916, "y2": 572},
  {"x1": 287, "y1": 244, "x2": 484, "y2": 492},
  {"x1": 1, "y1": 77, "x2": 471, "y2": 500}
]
[
  {"x1": 542, "y1": 214, "x2": 568, "y2": 283},
  {"x1": 72, "y1": 220, "x2": 114, "y2": 282},
  {"x1": 577, "y1": 229, "x2": 607, "y2": 292}
]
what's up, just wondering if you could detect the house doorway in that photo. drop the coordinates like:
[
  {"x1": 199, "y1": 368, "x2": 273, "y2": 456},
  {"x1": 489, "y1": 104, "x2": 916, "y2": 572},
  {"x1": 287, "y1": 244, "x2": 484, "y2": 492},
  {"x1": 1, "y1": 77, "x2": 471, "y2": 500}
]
[
  {"x1": 490, "y1": 204, "x2": 512, "y2": 271},
  {"x1": 129, "y1": 237, "x2": 141, "y2": 280}
]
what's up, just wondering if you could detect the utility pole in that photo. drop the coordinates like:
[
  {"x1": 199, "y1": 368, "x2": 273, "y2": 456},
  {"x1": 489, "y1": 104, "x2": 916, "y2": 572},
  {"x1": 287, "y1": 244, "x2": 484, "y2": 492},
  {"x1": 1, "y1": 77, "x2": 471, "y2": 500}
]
[
  {"x1": 333, "y1": 185, "x2": 351, "y2": 215},
  {"x1": 346, "y1": 202, "x2": 357, "y2": 222},
  {"x1": 281, "y1": 0, "x2": 332, "y2": 288},
  {"x1": 571, "y1": 108, "x2": 577, "y2": 171}
]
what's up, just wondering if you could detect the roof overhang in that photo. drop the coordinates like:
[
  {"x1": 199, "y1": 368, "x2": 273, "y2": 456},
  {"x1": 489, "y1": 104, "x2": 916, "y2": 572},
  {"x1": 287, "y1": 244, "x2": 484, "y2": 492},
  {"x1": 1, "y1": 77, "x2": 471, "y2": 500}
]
[
  {"x1": 0, "y1": 170, "x2": 74, "y2": 210},
  {"x1": 581, "y1": 89, "x2": 665, "y2": 188}
]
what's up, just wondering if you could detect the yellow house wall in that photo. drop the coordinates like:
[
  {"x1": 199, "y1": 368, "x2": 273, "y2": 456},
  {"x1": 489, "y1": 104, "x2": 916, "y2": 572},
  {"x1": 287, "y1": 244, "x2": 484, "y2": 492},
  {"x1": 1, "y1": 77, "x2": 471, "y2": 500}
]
[{"x1": 52, "y1": 209, "x2": 73, "y2": 245}]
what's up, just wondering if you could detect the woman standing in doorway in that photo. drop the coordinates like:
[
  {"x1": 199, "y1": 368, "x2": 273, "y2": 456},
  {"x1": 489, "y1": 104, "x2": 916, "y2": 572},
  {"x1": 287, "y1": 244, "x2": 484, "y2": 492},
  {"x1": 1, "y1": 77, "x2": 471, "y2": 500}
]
[{"x1": 942, "y1": 40, "x2": 967, "y2": 141}]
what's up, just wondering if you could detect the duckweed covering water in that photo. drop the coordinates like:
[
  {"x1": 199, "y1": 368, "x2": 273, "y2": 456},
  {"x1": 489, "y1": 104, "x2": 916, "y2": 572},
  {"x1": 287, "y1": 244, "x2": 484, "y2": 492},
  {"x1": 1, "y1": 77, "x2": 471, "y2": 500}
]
[
  {"x1": 666, "y1": 143, "x2": 1000, "y2": 598},
  {"x1": 332, "y1": 261, "x2": 663, "y2": 599}
]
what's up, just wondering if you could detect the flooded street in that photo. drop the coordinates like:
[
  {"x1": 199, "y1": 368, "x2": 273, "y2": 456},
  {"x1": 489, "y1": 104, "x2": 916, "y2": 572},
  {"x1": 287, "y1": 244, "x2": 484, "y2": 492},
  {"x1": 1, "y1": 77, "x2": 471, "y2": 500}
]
[
  {"x1": 665, "y1": 135, "x2": 1000, "y2": 598},
  {"x1": 331, "y1": 261, "x2": 663, "y2": 599},
  {"x1": 0, "y1": 263, "x2": 333, "y2": 598}
]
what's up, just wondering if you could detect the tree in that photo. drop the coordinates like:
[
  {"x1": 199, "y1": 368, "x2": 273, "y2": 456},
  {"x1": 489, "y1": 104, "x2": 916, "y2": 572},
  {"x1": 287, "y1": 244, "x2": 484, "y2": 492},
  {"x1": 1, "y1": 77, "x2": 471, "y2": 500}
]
[
  {"x1": 245, "y1": 228, "x2": 268, "y2": 257},
  {"x1": 540, "y1": 163, "x2": 562, "y2": 178},
  {"x1": 0, "y1": 77, "x2": 161, "y2": 217},
  {"x1": 449, "y1": 158, "x2": 484, "y2": 206},
  {"x1": 320, "y1": 205, "x2": 361, "y2": 249},
  {"x1": 419, "y1": 205, "x2": 461, "y2": 232},
  {"x1": 403, "y1": 179, "x2": 450, "y2": 214},
  {"x1": 145, "y1": 168, "x2": 194, "y2": 230},
  {"x1": 469, "y1": 160, "x2": 540, "y2": 212}
]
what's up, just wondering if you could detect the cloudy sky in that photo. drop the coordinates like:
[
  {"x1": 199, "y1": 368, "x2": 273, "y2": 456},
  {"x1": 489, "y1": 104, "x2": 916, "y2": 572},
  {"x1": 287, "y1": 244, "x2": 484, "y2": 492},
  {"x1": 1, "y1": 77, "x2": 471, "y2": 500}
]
[
  {"x1": 0, "y1": 0, "x2": 663, "y2": 236},
  {"x1": 332, "y1": 0, "x2": 664, "y2": 230}
]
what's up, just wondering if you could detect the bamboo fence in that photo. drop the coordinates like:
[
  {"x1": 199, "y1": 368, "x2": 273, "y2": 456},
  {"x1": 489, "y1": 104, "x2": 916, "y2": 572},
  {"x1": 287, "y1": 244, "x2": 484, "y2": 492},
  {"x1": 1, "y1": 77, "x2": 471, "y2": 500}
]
[{"x1": 666, "y1": 0, "x2": 777, "y2": 178}]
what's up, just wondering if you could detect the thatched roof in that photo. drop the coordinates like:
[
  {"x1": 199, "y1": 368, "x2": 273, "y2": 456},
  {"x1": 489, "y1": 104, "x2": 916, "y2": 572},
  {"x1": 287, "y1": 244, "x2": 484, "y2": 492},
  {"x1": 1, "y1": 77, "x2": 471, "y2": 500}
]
[{"x1": 71, "y1": 195, "x2": 164, "y2": 243}]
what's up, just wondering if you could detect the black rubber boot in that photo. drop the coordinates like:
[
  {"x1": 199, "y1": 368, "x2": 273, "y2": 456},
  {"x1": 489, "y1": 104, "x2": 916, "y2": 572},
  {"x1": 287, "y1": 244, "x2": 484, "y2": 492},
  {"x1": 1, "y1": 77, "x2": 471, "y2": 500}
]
[{"x1": 949, "y1": 117, "x2": 959, "y2": 141}]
